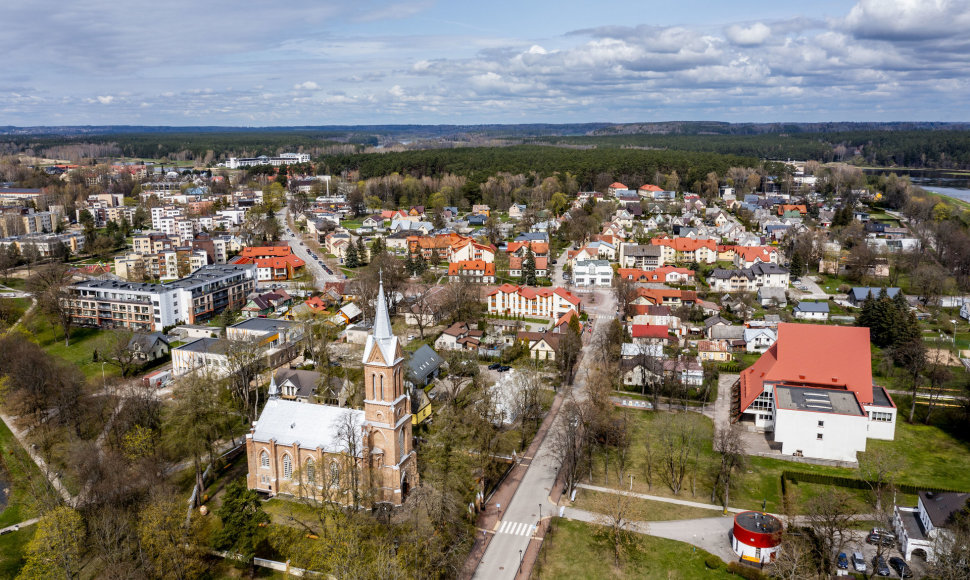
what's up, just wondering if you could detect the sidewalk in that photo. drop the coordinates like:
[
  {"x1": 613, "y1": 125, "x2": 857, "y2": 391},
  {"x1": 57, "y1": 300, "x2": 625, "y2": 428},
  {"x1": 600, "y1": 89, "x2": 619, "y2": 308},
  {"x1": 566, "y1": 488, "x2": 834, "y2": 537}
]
[
  {"x1": 576, "y1": 483, "x2": 743, "y2": 514},
  {"x1": 0, "y1": 411, "x2": 74, "y2": 505},
  {"x1": 0, "y1": 517, "x2": 39, "y2": 535},
  {"x1": 460, "y1": 388, "x2": 565, "y2": 579}
]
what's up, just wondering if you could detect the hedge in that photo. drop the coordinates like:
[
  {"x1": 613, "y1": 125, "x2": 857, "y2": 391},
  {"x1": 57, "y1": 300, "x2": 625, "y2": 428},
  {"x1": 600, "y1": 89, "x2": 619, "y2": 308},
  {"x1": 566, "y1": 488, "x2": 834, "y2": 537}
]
[{"x1": 781, "y1": 470, "x2": 969, "y2": 496}]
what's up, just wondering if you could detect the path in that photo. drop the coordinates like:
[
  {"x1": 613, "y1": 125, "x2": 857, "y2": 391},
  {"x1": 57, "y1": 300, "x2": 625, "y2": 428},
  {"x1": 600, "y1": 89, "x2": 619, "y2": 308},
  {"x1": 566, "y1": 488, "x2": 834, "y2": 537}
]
[
  {"x1": 0, "y1": 517, "x2": 39, "y2": 535},
  {"x1": 469, "y1": 287, "x2": 616, "y2": 579},
  {"x1": 575, "y1": 483, "x2": 742, "y2": 514},
  {"x1": 0, "y1": 410, "x2": 75, "y2": 505},
  {"x1": 562, "y1": 506, "x2": 739, "y2": 563}
]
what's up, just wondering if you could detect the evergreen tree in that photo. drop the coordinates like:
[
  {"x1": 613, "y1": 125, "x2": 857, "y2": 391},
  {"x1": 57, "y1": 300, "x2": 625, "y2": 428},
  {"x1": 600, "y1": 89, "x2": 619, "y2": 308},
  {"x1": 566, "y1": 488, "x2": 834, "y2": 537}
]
[
  {"x1": 370, "y1": 236, "x2": 386, "y2": 257},
  {"x1": 355, "y1": 237, "x2": 368, "y2": 265},
  {"x1": 345, "y1": 241, "x2": 360, "y2": 268},
  {"x1": 212, "y1": 479, "x2": 270, "y2": 562},
  {"x1": 789, "y1": 251, "x2": 804, "y2": 278},
  {"x1": 521, "y1": 247, "x2": 537, "y2": 286}
]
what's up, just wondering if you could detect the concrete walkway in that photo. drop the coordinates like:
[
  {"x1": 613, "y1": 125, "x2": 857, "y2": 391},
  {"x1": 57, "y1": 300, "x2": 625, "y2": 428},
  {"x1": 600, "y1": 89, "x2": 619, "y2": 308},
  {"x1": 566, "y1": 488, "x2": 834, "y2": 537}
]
[
  {"x1": 576, "y1": 483, "x2": 743, "y2": 514},
  {"x1": 562, "y1": 506, "x2": 739, "y2": 563},
  {"x1": 0, "y1": 411, "x2": 75, "y2": 505},
  {"x1": 0, "y1": 517, "x2": 39, "y2": 535}
]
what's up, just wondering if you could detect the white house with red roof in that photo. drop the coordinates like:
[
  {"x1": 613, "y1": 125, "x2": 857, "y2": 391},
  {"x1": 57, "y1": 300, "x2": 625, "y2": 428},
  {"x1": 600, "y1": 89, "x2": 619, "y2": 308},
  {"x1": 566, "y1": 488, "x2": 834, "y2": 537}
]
[
  {"x1": 733, "y1": 246, "x2": 779, "y2": 269},
  {"x1": 732, "y1": 323, "x2": 896, "y2": 462},
  {"x1": 450, "y1": 239, "x2": 495, "y2": 263},
  {"x1": 607, "y1": 182, "x2": 628, "y2": 196},
  {"x1": 486, "y1": 284, "x2": 581, "y2": 320}
]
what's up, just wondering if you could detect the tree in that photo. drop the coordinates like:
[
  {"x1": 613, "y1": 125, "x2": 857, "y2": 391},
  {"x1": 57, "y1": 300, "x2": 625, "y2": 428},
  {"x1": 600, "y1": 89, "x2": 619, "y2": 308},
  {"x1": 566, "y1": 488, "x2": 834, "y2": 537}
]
[
  {"x1": 654, "y1": 414, "x2": 698, "y2": 495},
  {"x1": 0, "y1": 243, "x2": 19, "y2": 281},
  {"x1": 711, "y1": 425, "x2": 746, "y2": 510},
  {"x1": 557, "y1": 315, "x2": 583, "y2": 386},
  {"x1": 788, "y1": 250, "x2": 804, "y2": 279},
  {"x1": 103, "y1": 329, "x2": 140, "y2": 377},
  {"x1": 17, "y1": 506, "x2": 85, "y2": 580},
  {"x1": 138, "y1": 493, "x2": 208, "y2": 580},
  {"x1": 356, "y1": 236, "x2": 369, "y2": 265},
  {"x1": 551, "y1": 400, "x2": 584, "y2": 497},
  {"x1": 224, "y1": 337, "x2": 266, "y2": 422},
  {"x1": 805, "y1": 490, "x2": 855, "y2": 578},
  {"x1": 612, "y1": 275, "x2": 637, "y2": 319},
  {"x1": 484, "y1": 213, "x2": 501, "y2": 245},
  {"x1": 594, "y1": 488, "x2": 637, "y2": 567},
  {"x1": 520, "y1": 247, "x2": 537, "y2": 285},
  {"x1": 857, "y1": 447, "x2": 902, "y2": 512},
  {"x1": 894, "y1": 337, "x2": 927, "y2": 423},
  {"x1": 370, "y1": 235, "x2": 386, "y2": 257},
  {"x1": 26, "y1": 263, "x2": 74, "y2": 346},
  {"x1": 166, "y1": 370, "x2": 227, "y2": 499},
  {"x1": 345, "y1": 239, "x2": 360, "y2": 268},
  {"x1": 213, "y1": 479, "x2": 271, "y2": 563},
  {"x1": 336, "y1": 410, "x2": 366, "y2": 510},
  {"x1": 21, "y1": 242, "x2": 40, "y2": 275}
]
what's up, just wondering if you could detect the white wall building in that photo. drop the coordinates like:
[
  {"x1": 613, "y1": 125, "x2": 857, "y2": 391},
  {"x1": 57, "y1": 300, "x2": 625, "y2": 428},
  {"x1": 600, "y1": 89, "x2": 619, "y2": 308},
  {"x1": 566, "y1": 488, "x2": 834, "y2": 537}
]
[{"x1": 572, "y1": 259, "x2": 613, "y2": 287}]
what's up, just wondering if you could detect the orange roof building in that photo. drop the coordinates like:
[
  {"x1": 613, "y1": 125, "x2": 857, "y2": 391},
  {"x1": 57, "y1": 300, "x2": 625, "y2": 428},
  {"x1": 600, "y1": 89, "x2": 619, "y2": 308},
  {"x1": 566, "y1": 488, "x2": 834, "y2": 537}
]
[
  {"x1": 486, "y1": 284, "x2": 581, "y2": 320},
  {"x1": 447, "y1": 260, "x2": 496, "y2": 282},
  {"x1": 733, "y1": 323, "x2": 897, "y2": 462},
  {"x1": 235, "y1": 245, "x2": 304, "y2": 281}
]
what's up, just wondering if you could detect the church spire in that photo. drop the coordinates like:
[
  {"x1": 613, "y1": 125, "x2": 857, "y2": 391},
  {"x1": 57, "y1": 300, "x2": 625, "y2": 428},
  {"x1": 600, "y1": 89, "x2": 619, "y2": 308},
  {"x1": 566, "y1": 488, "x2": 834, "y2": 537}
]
[
  {"x1": 374, "y1": 272, "x2": 392, "y2": 340},
  {"x1": 268, "y1": 373, "x2": 279, "y2": 399}
]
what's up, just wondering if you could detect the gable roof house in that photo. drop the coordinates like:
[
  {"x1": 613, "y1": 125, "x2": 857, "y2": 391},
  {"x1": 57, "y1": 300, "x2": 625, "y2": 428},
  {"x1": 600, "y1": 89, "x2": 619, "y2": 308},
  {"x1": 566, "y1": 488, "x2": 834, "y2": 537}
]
[
  {"x1": 894, "y1": 491, "x2": 970, "y2": 564},
  {"x1": 407, "y1": 344, "x2": 444, "y2": 387},
  {"x1": 732, "y1": 323, "x2": 896, "y2": 462}
]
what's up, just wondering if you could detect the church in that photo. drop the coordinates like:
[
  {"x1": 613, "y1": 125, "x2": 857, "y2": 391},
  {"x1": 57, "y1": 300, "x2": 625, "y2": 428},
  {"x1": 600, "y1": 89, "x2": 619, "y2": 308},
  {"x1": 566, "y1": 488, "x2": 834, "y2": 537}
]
[{"x1": 245, "y1": 279, "x2": 418, "y2": 506}]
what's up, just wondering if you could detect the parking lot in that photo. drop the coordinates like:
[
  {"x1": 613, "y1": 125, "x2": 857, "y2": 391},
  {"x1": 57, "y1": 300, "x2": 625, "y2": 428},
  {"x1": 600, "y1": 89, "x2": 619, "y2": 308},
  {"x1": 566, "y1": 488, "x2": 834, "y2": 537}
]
[{"x1": 835, "y1": 529, "x2": 924, "y2": 578}]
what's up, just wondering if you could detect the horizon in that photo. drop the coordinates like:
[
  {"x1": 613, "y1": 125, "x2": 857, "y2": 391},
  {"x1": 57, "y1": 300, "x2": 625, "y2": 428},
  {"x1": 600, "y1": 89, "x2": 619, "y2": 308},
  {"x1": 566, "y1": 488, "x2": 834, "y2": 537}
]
[{"x1": 2, "y1": 0, "x2": 969, "y2": 125}]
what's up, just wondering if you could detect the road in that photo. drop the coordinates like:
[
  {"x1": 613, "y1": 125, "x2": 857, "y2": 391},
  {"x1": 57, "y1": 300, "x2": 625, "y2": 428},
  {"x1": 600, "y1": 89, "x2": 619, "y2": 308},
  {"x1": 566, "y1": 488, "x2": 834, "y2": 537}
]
[
  {"x1": 472, "y1": 286, "x2": 616, "y2": 579},
  {"x1": 275, "y1": 208, "x2": 339, "y2": 290}
]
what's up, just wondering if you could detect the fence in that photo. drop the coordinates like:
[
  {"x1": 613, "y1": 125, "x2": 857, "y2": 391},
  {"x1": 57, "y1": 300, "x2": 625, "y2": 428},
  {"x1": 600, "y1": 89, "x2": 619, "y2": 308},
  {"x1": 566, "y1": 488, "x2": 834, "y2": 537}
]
[{"x1": 780, "y1": 470, "x2": 970, "y2": 496}]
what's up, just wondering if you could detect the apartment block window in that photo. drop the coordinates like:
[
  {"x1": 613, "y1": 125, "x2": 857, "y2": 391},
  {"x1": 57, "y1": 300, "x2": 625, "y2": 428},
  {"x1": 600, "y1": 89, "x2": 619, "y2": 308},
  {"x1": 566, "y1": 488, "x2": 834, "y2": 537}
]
[
  {"x1": 817, "y1": 433, "x2": 823, "y2": 440},
  {"x1": 817, "y1": 420, "x2": 824, "y2": 427}
]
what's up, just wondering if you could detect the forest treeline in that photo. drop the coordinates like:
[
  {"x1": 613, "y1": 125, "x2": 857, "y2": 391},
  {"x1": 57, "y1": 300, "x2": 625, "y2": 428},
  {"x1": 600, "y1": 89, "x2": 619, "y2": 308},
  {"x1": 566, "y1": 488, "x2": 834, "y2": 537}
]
[
  {"x1": 324, "y1": 145, "x2": 758, "y2": 193},
  {"x1": 538, "y1": 129, "x2": 970, "y2": 169}
]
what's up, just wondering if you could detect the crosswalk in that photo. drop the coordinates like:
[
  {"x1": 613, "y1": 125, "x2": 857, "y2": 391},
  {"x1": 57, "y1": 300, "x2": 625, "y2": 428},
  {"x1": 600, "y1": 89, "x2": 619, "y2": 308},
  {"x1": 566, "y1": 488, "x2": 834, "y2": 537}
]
[{"x1": 497, "y1": 520, "x2": 536, "y2": 537}]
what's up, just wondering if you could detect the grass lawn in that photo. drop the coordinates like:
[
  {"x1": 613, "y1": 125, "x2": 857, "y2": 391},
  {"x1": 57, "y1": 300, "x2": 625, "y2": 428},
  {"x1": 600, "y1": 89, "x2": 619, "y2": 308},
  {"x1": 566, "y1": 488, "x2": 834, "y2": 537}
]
[
  {"x1": 0, "y1": 526, "x2": 34, "y2": 578},
  {"x1": 0, "y1": 418, "x2": 49, "y2": 530},
  {"x1": 588, "y1": 409, "x2": 970, "y2": 514},
  {"x1": 574, "y1": 489, "x2": 728, "y2": 521},
  {"x1": 0, "y1": 278, "x2": 26, "y2": 291},
  {"x1": 0, "y1": 296, "x2": 32, "y2": 327},
  {"x1": 536, "y1": 518, "x2": 734, "y2": 579},
  {"x1": 23, "y1": 312, "x2": 120, "y2": 380},
  {"x1": 341, "y1": 220, "x2": 363, "y2": 230}
]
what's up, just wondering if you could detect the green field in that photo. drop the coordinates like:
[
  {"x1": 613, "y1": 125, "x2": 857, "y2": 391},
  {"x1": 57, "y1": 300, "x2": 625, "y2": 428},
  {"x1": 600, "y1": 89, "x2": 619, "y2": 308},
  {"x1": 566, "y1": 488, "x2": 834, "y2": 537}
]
[
  {"x1": 574, "y1": 489, "x2": 727, "y2": 522},
  {"x1": 588, "y1": 409, "x2": 970, "y2": 514},
  {"x1": 0, "y1": 526, "x2": 34, "y2": 578},
  {"x1": 536, "y1": 518, "x2": 734, "y2": 579},
  {"x1": 23, "y1": 312, "x2": 121, "y2": 380}
]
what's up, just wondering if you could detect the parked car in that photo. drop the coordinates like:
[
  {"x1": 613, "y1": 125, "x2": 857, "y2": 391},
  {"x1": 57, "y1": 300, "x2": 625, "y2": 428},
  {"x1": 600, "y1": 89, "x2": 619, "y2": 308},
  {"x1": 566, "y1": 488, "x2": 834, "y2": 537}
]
[
  {"x1": 498, "y1": 365, "x2": 511, "y2": 372},
  {"x1": 836, "y1": 552, "x2": 848, "y2": 570},
  {"x1": 889, "y1": 557, "x2": 913, "y2": 578},
  {"x1": 852, "y1": 552, "x2": 867, "y2": 573},
  {"x1": 867, "y1": 529, "x2": 896, "y2": 547},
  {"x1": 872, "y1": 555, "x2": 891, "y2": 577},
  {"x1": 488, "y1": 363, "x2": 501, "y2": 370}
]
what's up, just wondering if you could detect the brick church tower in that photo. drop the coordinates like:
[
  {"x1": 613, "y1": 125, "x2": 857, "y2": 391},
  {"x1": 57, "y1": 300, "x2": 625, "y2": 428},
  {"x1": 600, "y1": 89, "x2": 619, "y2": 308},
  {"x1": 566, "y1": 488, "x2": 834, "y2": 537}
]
[{"x1": 362, "y1": 277, "x2": 418, "y2": 505}]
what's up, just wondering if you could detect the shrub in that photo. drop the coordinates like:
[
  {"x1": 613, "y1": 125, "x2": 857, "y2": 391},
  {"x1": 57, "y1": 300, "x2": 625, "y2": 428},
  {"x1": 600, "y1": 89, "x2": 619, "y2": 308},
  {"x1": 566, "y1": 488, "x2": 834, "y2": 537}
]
[
  {"x1": 705, "y1": 554, "x2": 725, "y2": 570},
  {"x1": 726, "y1": 562, "x2": 765, "y2": 580}
]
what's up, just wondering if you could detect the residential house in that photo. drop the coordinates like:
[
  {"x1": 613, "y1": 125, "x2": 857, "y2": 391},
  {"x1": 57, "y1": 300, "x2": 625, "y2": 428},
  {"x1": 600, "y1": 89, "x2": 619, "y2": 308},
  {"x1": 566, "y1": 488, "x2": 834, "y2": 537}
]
[
  {"x1": 127, "y1": 332, "x2": 170, "y2": 363},
  {"x1": 234, "y1": 246, "x2": 305, "y2": 281},
  {"x1": 894, "y1": 491, "x2": 970, "y2": 563},
  {"x1": 793, "y1": 301, "x2": 830, "y2": 321},
  {"x1": 848, "y1": 287, "x2": 902, "y2": 307},
  {"x1": 757, "y1": 287, "x2": 788, "y2": 308},
  {"x1": 406, "y1": 344, "x2": 444, "y2": 387},
  {"x1": 515, "y1": 330, "x2": 560, "y2": 361},
  {"x1": 743, "y1": 327, "x2": 776, "y2": 353},
  {"x1": 617, "y1": 266, "x2": 695, "y2": 285},
  {"x1": 698, "y1": 340, "x2": 731, "y2": 362},
  {"x1": 650, "y1": 237, "x2": 718, "y2": 264},
  {"x1": 572, "y1": 260, "x2": 613, "y2": 287},
  {"x1": 618, "y1": 244, "x2": 664, "y2": 269},
  {"x1": 708, "y1": 263, "x2": 790, "y2": 292},
  {"x1": 733, "y1": 246, "x2": 779, "y2": 269},
  {"x1": 435, "y1": 322, "x2": 484, "y2": 351},
  {"x1": 664, "y1": 358, "x2": 704, "y2": 386},
  {"x1": 242, "y1": 290, "x2": 293, "y2": 318},
  {"x1": 447, "y1": 260, "x2": 496, "y2": 284},
  {"x1": 631, "y1": 324, "x2": 670, "y2": 345},
  {"x1": 508, "y1": 204, "x2": 527, "y2": 219},
  {"x1": 450, "y1": 239, "x2": 496, "y2": 263}
]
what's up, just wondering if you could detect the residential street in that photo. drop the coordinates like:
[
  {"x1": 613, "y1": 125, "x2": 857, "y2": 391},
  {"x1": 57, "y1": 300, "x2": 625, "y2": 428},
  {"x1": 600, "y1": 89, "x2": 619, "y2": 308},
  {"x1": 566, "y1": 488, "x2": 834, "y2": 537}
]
[
  {"x1": 277, "y1": 208, "x2": 340, "y2": 289},
  {"x1": 472, "y1": 287, "x2": 616, "y2": 579}
]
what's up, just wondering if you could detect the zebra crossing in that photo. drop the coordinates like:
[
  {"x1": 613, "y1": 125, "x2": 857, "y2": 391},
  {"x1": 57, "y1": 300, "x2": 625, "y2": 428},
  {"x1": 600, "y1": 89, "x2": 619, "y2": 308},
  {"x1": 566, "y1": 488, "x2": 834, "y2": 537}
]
[{"x1": 496, "y1": 520, "x2": 536, "y2": 537}]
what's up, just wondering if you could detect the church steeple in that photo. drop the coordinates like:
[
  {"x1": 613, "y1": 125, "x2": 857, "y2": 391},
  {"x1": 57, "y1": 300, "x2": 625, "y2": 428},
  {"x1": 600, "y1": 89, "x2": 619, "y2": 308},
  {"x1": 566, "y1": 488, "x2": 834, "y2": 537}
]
[
  {"x1": 373, "y1": 273, "x2": 393, "y2": 341},
  {"x1": 268, "y1": 373, "x2": 279, "y2": 399}
]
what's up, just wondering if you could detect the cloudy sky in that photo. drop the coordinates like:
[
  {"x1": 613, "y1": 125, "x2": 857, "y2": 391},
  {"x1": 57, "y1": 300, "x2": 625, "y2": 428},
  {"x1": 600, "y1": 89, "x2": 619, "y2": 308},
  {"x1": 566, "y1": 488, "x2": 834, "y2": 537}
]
[{"x1": 2, "y1": 0, "x2": 968, "y2": 126}]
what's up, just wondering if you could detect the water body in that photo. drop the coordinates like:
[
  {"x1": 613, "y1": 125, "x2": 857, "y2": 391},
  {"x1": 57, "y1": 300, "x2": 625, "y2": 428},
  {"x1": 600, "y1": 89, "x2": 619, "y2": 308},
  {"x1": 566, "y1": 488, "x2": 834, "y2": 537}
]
[{"x1": 863, "y1": 168, "x2": 970, "y2": 203}]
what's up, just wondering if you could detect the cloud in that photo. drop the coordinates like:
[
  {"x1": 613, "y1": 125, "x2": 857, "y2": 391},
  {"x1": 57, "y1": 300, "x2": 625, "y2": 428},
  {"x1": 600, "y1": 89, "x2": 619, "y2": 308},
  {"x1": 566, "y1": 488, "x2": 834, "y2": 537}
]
[
  {"x1": 725, "y1": 22, "x2": 771, "y2": 46},
  {"x1": 845, "y1": 0, "x2": 970, "y2": 40},
  {"x1": 293, "y1": 81, "x2": 319, "y2": 90},
  {"x1": 96, "y1": 95, "x2": 114, "y2": 104}
]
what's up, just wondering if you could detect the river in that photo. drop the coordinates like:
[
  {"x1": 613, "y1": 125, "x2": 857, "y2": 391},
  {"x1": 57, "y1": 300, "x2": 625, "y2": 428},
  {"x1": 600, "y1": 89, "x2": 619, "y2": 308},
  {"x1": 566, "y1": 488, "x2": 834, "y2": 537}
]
[{"x1": 863, "y1": 168, "x2": 970, "y2": 203}]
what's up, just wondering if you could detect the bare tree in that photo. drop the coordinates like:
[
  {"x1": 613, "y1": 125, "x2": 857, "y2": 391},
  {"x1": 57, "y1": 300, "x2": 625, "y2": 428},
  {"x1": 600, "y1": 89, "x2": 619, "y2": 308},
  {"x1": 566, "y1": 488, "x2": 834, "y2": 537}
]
[
  {"x1": 655, "y1": 413, "x2": 698, "y2": 495},
  {"x1": 401, "y1": 283, "x2": 443, "y2": 339},
  {"x1": 711, "y1": 425, "x2": 746, "y2": 510},
  {"x1": 551, "y1": 400, "x2": 584, "y2": 497},
  {"x1": 893, "y1": 337, "x2": 927, "y2": 423},
  {"x1": 766, "y1": 530, "x2": 815, "y2": 580},
  {"x1": 102, "y1": 329, "x2": 140, "y2": 378},
  {"x1": 224, "y1": 337, "x2": 266, "y2": 422},
  {"x1": 924, "y1": 350, "x2": 953, "y2": 424},
  {"x1": 858, "y1": 447, "x2": 902, "y2": 512},
  {"x1": 593, "y1": 489, "x2": 639, "y2": 567},
  {"x1": 337, "y1": 410, "x2": 366, "y2": 511},
  {"x1": 804, "y1": 489, "x2": 856, "y2": 578},
  {"x1": 27, "y1": 262, "x2": 74, "y2": 346},
  {"x1": 612, "y1": 275, "x2": 637, "y2": 320}
]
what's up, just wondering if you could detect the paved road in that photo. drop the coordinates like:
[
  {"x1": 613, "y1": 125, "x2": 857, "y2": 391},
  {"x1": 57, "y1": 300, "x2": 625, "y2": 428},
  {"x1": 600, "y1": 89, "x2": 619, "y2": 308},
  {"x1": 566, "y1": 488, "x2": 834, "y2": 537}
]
[
  {"x1": 473, "y1": 287, "x2": 616, "y2": 579},
  {"x1": 0, "y1": 518, "x2": 39, "y2": 535},
  {"x1": 276, "y1": 208, "x2": 339, "y2": 290}
]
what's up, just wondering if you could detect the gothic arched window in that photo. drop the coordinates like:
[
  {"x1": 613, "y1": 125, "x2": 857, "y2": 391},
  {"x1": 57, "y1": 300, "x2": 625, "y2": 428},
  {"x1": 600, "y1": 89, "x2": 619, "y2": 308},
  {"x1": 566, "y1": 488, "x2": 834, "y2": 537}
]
[
  {"x1": 260, "y1": 450, "x2": 269, "y2": 469},
  {"x1": 305, "y1": 458, "x2": 315, "y2": 484},
  {"x1": 372, "y1": 374, "x2": 376, "y2": 399},
  {"x1": 282, "y1": 454, "x2": 293, "y2": 479},
  {"x1": 380, "y1": 373, "x2": 384, "y2": 399},
  {"x1": 399, "y1": 430, "x2": 406, "y2": 461}
]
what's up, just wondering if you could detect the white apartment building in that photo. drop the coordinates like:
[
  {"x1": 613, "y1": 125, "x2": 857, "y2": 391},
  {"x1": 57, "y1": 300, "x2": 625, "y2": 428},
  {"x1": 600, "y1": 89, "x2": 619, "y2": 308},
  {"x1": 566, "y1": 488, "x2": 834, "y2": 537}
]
[
  {"x1": 225, "y1": 153, "x2": 310, "y2": 169},
  {"x1": 572, "y1": 260, "x2": 614, "y2": 287},
  {"x1": 486, "y1": 284, "x2": 581, "y2": 320}
]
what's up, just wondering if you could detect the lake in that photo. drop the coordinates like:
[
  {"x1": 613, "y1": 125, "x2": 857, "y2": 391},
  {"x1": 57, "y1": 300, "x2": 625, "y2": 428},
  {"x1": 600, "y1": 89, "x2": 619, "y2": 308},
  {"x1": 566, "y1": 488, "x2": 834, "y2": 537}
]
[{"x1": 864, "y1": 168, "x2": 970, "y2": 203}]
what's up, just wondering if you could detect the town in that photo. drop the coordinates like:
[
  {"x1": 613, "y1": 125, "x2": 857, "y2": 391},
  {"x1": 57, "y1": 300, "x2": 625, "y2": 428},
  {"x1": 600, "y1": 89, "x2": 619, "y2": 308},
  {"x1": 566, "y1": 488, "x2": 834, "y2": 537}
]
[{"x1": 1, "y1": 140, "x2": 969, "y2": 580}]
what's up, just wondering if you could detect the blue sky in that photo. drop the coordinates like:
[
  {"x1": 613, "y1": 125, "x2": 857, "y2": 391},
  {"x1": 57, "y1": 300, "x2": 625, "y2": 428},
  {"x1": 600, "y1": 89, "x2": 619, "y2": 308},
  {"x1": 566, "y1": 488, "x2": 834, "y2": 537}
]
[{"x1": 1, "y1": 0, "x2": 968, "y2": 125}]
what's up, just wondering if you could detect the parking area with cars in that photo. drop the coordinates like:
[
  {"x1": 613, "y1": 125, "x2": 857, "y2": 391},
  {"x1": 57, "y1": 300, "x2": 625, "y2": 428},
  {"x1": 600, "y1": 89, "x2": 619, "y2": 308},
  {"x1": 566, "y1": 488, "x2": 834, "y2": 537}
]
[{"x1": 834, "y1": 529, "x2": 919, "y2": 578}]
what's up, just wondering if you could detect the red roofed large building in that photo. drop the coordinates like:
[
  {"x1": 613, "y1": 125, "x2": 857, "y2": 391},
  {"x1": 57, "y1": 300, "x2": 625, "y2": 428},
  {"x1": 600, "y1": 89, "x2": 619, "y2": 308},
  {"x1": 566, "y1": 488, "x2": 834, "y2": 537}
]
[
  {"x1": 732, "y1": 323, "x2": 896, "y2": 462},
  {"x1": 650, "y1": 237, "x2": 718, "y2": 264},
  {"x1": 234, "y1": 246, "x2": 305, "y2": 281},
  {"x1": 450, "y1": 239, "x2": 496, "y2": 263},
  {"x1": 733, "y1": 246, "x2": 779, "y2": 269},
  {"x1": 486, "y1": 284, "x2": 581, "y2": 320},
  {"x1": 607, "y1": 182, "x2": 628, "y2": 195},
  {"x1": 617, "y1": 266, "x2": 695, "y2": 285},
  {"x1": 509, "y1": 255, "x2": 549, "y2": 278},
  {"x1": 447, "y1": 260, "x2": 496, "y2": 284}
]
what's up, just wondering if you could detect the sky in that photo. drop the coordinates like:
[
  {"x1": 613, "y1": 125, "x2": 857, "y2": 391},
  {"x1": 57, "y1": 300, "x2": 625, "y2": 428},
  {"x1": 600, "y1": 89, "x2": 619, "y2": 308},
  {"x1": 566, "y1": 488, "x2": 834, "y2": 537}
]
[{"x1": 2, "y1": 0, "x2": 969, "y2": 126}]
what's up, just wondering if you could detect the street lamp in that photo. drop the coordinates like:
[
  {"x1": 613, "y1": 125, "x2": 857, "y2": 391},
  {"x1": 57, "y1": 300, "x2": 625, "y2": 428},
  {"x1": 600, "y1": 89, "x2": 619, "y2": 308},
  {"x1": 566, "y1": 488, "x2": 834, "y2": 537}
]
[
  {"x1": 519, "y1": 549, "x2": 523, "y2": 574},
  {"x1": 629, "y1": 474, "x2": 635, "y2": 491},
  {"x1": 101, "y1": 361, "x2": 107, "y2": 389}
]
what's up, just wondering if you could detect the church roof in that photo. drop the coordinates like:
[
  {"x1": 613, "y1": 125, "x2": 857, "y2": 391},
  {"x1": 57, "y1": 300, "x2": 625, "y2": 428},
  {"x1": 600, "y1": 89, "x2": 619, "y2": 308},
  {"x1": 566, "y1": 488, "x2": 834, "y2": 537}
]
[{"x1": 251, "y1": 399, "x2": 364, "y2": 455}]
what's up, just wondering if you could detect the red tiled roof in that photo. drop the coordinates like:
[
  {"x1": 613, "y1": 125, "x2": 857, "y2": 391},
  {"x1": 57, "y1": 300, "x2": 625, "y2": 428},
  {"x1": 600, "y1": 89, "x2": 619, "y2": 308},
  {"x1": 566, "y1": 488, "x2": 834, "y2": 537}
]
[
  {"x1": 241, "y1": 245, "x2": 294, "y2": 258},
  {"x1": 507, "y1": 241, "x2": 549, "y2": 255},
  {"x1": 448, "y1": 260, "x2": 495, "y2": 276},
  {"x1": 609, "y1": 182, "x2": 628, "y2": 189},
  {"x1": 735, "y1": 246, "x2": 776, "y2": 263},
  {"x1": 486, "y1": 284, "x2": 581, "y2": 306},
  {"x1": 554, "y1": 308, "x2": 579, "y2": 328},
  {"x1": 638, "y1": 184, "x2": 664, "y2": 192},
  {"x1": 631, "y1": 325, "x2": 669, "y2": 339},
  {"x1": 510, "y1": 256, "x2": 549, "y2": 271},
  {"x1": 738, "y1": 323, "x2": 877, "y2": 415}
]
